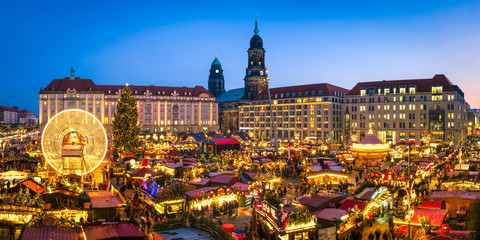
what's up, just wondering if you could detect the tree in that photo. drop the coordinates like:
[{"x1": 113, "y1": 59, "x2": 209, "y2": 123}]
[{"x1": 112, "y1": 86, "x2": 143, "y2": 156}]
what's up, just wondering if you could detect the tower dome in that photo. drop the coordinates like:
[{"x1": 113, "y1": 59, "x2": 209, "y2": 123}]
[{"x1": 249, "y1": 19, "x2": 264, "y2": 50}]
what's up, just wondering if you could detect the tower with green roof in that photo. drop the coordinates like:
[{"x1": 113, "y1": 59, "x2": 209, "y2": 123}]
[
  {"x1": 208, "y1": 54, "x2": 226, "y2": 97},
  {"x1": 244, "y1": 18, "x2": 269, "y2": 100}
]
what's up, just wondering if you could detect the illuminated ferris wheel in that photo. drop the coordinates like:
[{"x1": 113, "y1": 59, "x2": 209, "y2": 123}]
[{"x1": 41, "y1": 109, "x2": 108, "y2": 176}]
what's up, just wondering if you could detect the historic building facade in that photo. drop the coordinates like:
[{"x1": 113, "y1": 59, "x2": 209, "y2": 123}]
[
  {"x1": 345, "y1": 74, "x2": 469, "y2": 145},
  {"x1": 207, "y1": 55, "x2": 226, "y2": 97},
  {"x1": 238, "y1": 83, "x2": 348, "y2": 142},
  {"x1": 39, "y1": 68, "x2": 219, "y2": 133}
]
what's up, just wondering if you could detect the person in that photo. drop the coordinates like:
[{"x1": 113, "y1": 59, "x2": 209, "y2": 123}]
[
  {"x1": 235, "y1": 201, "x2": 239, "y2": 217},
  {"x1": 243, "y1": 223, "x2": 250, "y2": 240}
]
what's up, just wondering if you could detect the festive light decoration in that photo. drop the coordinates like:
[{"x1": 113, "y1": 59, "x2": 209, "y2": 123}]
[{"x1": 41, "y1": 109, "x2": 107, "y2": 175}]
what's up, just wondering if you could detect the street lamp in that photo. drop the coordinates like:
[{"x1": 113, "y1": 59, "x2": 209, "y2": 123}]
[{"x1": 399, "y1": 140, "x2": 413, "y2": 240}]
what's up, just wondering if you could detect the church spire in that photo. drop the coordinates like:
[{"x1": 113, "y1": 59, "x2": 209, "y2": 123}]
[{"x1": 254, "y1": 17, "x2": 259, "y2": 35}]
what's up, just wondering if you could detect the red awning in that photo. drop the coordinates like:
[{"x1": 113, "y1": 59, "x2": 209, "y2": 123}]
[
  {"x1": 339, "y1": 199, "x2": 366, "y2": 210},
  {"x1": 411, "y1": 209, "x2": 448, "y2": 226},
  {"x1": 417, "y1": 200, "x2": 443, "y2": 209}
]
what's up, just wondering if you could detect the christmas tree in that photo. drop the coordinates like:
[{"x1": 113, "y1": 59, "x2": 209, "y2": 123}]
[{"x1": 112, "y1": 86, "x2": 143, "y2": 156}]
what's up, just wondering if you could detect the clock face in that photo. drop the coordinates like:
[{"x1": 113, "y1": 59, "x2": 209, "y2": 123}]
[
  {"x1": 248, "y1": 71, "x2": 251, "y2": 76},
  {"x1": 215, "y1": 69, "x2": 219, "y2": 73},
  {"x1": 260, "y1": 71, "x2": 264, "y2": 75}
]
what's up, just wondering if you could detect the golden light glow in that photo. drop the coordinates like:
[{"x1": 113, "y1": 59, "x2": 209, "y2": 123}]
[{"x1": 41, "y1": 109, "x2": 108, "y2": 175}]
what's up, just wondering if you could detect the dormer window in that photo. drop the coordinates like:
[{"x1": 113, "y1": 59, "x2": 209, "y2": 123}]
[
  {"x1": 360, "y1": 88, "x2": 366, "y2": 96},
  {"x1": 409, "y1": 85, "x2": 416, "y2": 94},
  {"x1": 432, "y1": 85, "x2": 443, "y2": 94},
  {"x1": 399, "y1": 86, "x2": 406, "y2": 94}
]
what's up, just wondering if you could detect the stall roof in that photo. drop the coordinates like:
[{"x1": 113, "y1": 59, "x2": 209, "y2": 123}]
[
  {"x1": 8, "y1": 178, "x2": 44, "y2": 194},
  {"x1": 245, "y1": 172, "x2": 259, "y2": 180},
  {"x1": 231, "y1": 182, "x2": 249, "y2": 191},
  {"x1": 211, "y1": 175, "x2": 237, "y2": 184},
  {"x1": 87, "y1": 191, "x2": 125, "y2": 208},
  {"x1": 428, "y1": 190, "x2": 480, "y2": 200},
  {"x1": 417, "y1": 200, "x2": 443, "y2": 209},
  {"x1": 357, "y1": 189, "x2": 376, "y2": 201},
  {"x1": 315, "y1": 208, "x2": 348, "y2": 221},
  {"x1": 208, "y1": 171, "x2": 236, "y2": 177},
  {"x1": 356, "y1": 188, "x2": 376, "y2": 200},
  {"x1": 183, "y1": 158, "x2": 197, "y2": 162},
  {"x1": 185, "y1": 187, "x2": 218, "y2": 198},
  {"x1": 339, "y1": 199, "x2": 366, "y2": 210},
  {"x1": 84, "y1": 223, "x2": 146, "y2": 240},
  {"x1": 130, "y1": 167, "x2": 157, "y2": 176},
  {"x1": 298, "y1": 193, "x2": 344, "y2": 208},
  {"x1": 188, "y1": 178, "x2": 211, "y2": 186},
  {"x1": 411, "y1": 208, "x2": 448, "y2": 226},
  {"x1": 207, "y1": 138, "x2": 240, "y2": 145},
  {"x1": 22, "y1": 226, "x2": 77, "y2": 240}
]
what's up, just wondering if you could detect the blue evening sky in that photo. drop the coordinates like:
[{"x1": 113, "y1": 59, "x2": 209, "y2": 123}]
[{"x1": 1, "y1": 1, "x2": 480, "y2": 114}]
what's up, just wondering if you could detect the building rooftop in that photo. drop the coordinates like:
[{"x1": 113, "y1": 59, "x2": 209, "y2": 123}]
[
  {"x1": 253, "y1": 83, "x2": 349, "y2": 101},
  {"x1": 41, "y1": 77, "x2": 213, "y2": 97},
  {"x1": 348, "y1": 74, "x2": 459, "y2": 96},
  {"x1": 217, "y1": 88, "x2": 247, "y2": 103}
]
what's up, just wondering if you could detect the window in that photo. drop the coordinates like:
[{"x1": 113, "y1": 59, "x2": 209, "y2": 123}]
[
  {"x1": 432, "y1": 86, "x2": 443, "y2": 94},
  {"x1": 409, "y1": 86, "x2": 416, "y2": 94},
  {"x1": 360, "y1": 89, "x2": 366, "y2": 96},
  {"x1": 432, "y1": 95, "x2": 443, "y2": 101}
]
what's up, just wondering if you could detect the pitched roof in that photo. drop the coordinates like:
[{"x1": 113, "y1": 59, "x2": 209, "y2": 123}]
[
  {"x1": 208, "y1": 138, "x2": 240, "y2": 145},
  {"x1": 8, "y1": 178, "x2": 45, "y2": 194},
  {"x1": 411, "y1": 208, "x2": 448, "y2": 226},
  {"x1": 298, "y1": 192, "x2": 344, "y2": 208},
  {"x1": 348, "y1": 74, "x2": 456, "y2": 95},
  {"x1": 84, "y1": 223, "x2": 145, "y2": 240},
  {"x1": 188, "y1": 177, "x2": 211, "y2": 186},
  {"x1": 0, "y1": 106, "x2": 18, "y2": 112},
  {"x1": 428, "y1": 190, "x2": 480, "y2": 200},
  {"x1": 360, "y1": 130, "x2": 384, "y2": 145},
  {"x1": 185, "y1": 187, "x2": 218, "y2": 198},
  {"x1": 18, "y1": 110, "x2": 37, "y2": 118},
  {"x1": 253, "y1": 83, "x2": 349, "y2": 101},
  {"x1": 231, "y1": 182, "x2": 249, "y2": 191},
  {"x1": 338, "y1": 198, "x2": 366, "y2": 210},
  {"x1": 356, "y1": 188, "x2": 376, "y2": 200},
  {"x1": 211, "y1": 175, "x2": 237, "y2": 184},
  {"x1": 417, "y1": 200, "x2": 443, "y2": 209},
  {"x1": 315, "y1": 208, "x2": 348, "y2": 221},
  {"x1": 41, "y1": 77, "x2": 213, "y2": 97},
  {"x1": 217, "y1": 88, "x2": 247, "y2": 103},
  {"x1": 22, "y1": 226, "x2": 77, "y2": 240}
]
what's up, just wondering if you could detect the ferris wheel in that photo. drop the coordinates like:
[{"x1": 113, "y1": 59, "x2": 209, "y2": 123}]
[{"x1": 41, "y1": 109, "x2": 108, "y2": 176}]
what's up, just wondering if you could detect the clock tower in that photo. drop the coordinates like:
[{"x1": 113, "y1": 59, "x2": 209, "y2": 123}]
[
  {"x1": 244, "y1": 18, "x2": 269, "y2": 100},
  {"x1": 208, "y1": 55, "x2": 226, "y2": 97}
]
